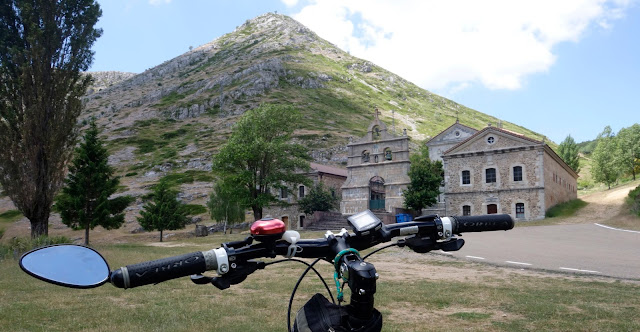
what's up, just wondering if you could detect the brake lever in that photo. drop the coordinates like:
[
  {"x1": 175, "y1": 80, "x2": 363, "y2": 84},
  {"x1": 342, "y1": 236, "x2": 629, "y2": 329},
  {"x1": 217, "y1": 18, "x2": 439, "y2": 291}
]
[{"x1": 210, "y1": 260, "x2": 266, "y2": 290}]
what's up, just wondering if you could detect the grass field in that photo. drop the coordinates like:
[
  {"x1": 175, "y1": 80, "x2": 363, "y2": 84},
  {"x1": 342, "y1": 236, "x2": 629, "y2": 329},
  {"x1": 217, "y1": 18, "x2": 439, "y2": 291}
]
[{"x1": 1, "y1": 232, "x2": 639, "y2": 332}]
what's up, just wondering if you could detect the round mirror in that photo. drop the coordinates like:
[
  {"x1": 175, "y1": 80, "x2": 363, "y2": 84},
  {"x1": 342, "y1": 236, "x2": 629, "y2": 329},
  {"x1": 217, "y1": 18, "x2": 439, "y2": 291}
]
[{"x1": 20, "y1": 244, "x2": 110, "y2": 288}]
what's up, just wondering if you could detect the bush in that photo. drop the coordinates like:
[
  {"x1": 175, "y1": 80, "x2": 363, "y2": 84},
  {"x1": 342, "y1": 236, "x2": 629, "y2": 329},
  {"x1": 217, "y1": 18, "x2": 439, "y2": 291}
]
[
  {"x1": 627, "y1": 185, "x2": 640, "y2": 217},
  {"x1": 0, "y1": 235, "x2": 71, "y2": 261},
  {"x1": 545, "y1": 199, "x2": 588, "y2": 218},
  {"x1": 183, "y1": 204, "x2": 207, "y2": 215}
]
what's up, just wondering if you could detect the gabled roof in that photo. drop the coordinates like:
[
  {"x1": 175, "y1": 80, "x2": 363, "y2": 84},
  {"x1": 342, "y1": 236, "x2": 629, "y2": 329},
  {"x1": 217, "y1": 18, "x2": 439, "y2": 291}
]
[
  {"x1": 310, "y1": 162, "x2": 347, "y2": 178},
  {"x1": 443, "y1": 126, "x2": 542, "y2": 155},
  {"x1": 425, "y1": 120, "x2": 478, "y2": 145},
  {"x1": 442, "y1": 126, "x2": 579, "y2": 179}
]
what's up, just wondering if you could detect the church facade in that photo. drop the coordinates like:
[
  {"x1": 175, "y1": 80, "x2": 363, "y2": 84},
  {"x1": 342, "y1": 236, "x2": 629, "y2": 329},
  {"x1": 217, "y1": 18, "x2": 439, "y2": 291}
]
[{"x1": 340, "y1": 112, "x2": 411, "y2": 215}]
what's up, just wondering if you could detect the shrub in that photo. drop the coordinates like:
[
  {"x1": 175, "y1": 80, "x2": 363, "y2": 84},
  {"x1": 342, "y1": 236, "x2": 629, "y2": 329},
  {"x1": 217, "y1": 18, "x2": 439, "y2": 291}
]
[
  {"x1": 183, "y1": 204, "x2": 207, "y2": 215},
  {"x1": 0, "y1": 235, "x2": 71, "y2": 261},
  {"x1": 545, "y1": 199, "x2": 588, "y2": 218},
  {"x1": 627, "y1": 185, "x2": 640, "y2": 217}
]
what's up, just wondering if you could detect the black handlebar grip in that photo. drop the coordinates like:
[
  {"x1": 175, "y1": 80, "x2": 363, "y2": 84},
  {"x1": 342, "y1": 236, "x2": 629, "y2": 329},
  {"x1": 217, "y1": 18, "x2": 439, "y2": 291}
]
[
  {"x1": 110, "y1": 251, "x2": 207, "y2": 289},
  {"x1": 450, "y1": 214, "x2": 514, "y2": 233}
]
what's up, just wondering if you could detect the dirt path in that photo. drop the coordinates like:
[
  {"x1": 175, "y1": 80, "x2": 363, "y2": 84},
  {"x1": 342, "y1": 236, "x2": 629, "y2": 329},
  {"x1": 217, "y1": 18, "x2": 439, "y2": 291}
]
[{"x1": 554, "y1": 181, "x2": 639, "y2": 227}]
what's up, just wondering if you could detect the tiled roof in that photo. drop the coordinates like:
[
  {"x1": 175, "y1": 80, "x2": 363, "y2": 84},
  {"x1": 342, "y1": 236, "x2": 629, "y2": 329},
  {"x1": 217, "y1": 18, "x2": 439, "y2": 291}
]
[{"x1": 310, "y1": 162, "x2": 347, "y2": 177}]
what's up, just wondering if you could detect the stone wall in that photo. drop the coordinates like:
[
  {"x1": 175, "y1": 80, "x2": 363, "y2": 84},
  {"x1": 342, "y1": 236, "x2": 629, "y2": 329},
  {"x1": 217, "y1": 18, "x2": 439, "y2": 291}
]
[
  {"x1": 442, "y1": 131, "x2": 548, "y2": 220},
  {"x1": 341, "y1": 116, "x2": 411, "y2": 215},
  {"x1": 543, "y1": 148, "x2": 578, "y2": 209}
]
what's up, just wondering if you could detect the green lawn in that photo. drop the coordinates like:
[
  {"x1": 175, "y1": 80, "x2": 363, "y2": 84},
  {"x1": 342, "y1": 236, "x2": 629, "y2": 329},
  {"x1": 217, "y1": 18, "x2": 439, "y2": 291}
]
[{"x1": 1, "y1": 233, "x2": 639, "y2": 332}]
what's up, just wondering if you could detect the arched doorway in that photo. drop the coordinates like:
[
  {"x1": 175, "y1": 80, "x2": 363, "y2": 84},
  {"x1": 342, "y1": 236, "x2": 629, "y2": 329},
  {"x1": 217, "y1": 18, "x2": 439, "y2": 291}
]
[{"x1": 369, "y1": 176, "x2": 385, "y2": 211}]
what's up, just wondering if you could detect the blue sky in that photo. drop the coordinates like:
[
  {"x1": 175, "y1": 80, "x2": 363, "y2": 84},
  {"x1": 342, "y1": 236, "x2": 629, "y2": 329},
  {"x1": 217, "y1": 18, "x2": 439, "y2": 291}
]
[{"x1": 90, "y1": 0, "x2": 639, "y2": 144}]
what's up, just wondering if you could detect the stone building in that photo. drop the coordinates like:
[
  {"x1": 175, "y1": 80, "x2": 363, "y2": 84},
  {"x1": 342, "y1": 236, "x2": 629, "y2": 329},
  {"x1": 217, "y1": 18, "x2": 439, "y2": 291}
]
[
  {"x1": 264, "y1": 162, "x2": 347, "y2": 229},
  {"x1": 441, "y1": 125, "x2": 578, "y2": 221},
  {"x1": 340, "y1": 111, "x2": 411, "y2": 215}
]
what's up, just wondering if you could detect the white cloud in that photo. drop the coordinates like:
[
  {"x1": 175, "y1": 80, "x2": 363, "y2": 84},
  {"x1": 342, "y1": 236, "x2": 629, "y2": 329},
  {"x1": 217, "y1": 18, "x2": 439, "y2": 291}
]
[
  {"x1": 281, "y1": 0, "x2": 299, "y2": 7},
  {"x1": 149, "y1": 0, "x2": 171, "y2": 5},
  {"x1": 292, "y1": 0, "x2": 632, "y2": 91}
]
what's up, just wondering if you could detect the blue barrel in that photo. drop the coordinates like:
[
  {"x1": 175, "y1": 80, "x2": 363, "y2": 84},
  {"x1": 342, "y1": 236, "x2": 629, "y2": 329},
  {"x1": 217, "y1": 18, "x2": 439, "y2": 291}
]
[{"x1": 395, "y1": 214, "x2": 413, "y2": 223}]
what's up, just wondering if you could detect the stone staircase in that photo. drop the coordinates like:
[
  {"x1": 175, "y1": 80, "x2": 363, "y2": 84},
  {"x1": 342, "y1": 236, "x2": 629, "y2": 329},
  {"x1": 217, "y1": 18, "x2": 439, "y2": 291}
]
[
  {"x1": 303, "y1": 211, "x2": 350, "y2": 231},
  {"x1": 422, "y1": 202, "x2": 446, "y2": 217}
]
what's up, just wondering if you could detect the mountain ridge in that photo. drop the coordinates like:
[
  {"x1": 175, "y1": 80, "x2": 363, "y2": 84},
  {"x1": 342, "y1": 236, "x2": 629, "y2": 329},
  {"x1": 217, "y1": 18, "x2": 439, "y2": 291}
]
[{"x1": 80, "y1": 13, "x2": 550, "y2": 205}]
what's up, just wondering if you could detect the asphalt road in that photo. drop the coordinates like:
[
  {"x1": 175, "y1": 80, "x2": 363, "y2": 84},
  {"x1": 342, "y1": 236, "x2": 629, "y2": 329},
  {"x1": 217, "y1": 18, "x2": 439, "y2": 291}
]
[{"x1": 445, "y1": 223, "x2": 640, "y2": 280}]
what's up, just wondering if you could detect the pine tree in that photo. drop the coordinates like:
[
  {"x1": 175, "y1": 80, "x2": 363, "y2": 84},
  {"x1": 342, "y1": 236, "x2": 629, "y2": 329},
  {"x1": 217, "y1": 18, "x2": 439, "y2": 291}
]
[
  {"x1": 56, "y1": 120, "x2": 132, "y2": 245},
  {"x1": 138, "y1": 179, "x2": 189, "y2": 242},
  {"x1": 558, "y1": 135, "x2": 581, "y2": 173}
]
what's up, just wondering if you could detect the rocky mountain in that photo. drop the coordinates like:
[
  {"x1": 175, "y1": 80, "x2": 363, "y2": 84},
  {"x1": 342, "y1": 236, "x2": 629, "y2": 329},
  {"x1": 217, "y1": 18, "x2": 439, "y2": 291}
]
[{"x1": 82, "y1": 13, "x2": 547, "y2": 220}]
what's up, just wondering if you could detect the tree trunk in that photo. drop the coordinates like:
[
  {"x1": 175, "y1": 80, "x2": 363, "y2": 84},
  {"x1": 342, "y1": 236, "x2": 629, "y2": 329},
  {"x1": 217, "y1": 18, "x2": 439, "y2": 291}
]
[
  {"x1": 160, "y1": 229, "x2": 163, "y2": 242},
  {"x1": 29, "y1": 203, "x2": 51, "y2": 239},
  {"x1": 252, "y1": 206, "x2": 262, "y2": 221},
  {"x1": 85, "y1": 224, "x2": 90, "y2": 246}
]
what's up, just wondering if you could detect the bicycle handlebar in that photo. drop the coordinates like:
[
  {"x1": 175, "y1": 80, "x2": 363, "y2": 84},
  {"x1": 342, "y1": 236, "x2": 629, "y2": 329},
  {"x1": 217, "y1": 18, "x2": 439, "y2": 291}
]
[{"x1": 110, "y1": 214, "x2": 514, "y2": 289}]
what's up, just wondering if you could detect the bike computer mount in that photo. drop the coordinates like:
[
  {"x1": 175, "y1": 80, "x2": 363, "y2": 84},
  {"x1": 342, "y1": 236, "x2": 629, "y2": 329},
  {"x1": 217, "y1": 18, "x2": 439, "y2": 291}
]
[{"x1": 347, "y1": 210, "x2": 382, "y2": 236}]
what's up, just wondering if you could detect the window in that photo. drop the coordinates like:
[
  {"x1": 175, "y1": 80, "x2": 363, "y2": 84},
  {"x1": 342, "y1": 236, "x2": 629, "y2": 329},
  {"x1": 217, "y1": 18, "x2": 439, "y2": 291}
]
[
  {"x1": 487, "y1": 204, "x2": 497, "y2": 214},
  {"x1": 516, "y1": 203, "x2": 525, "y2": 219},
  {"x1": 462, "y1": 170, "x2": 471, "y2": 185},
  {"x1": 299, "y1": 186, "x2": 305, "y2": 198},
  {"x1": 384, "y1": 148, "x2": 392, "y2": 160},
  {"x1": 463, "y1": 205, "x2": 471, "y2": 216},
  {"x1": 299, "y1": 215, "x2": 305, "y2": 228},
  {"x1": 280, "y1": 188, "x2": 288, "y2": 199},
  {"x1": 362, "y1": 150, "x2": 370, "y2": 163},
  {"x1": 513, "y1": 166, "x2": 523, "y2": 182},
  {"x1": 487, "y1": 136, "x2": 495, "y2": 144},
  {"x1": 486, "y1": 168, "x2": 496, "y2": 183},
  {"x1": 330, "y1": 188, "x2": 336, "y2": 198}
]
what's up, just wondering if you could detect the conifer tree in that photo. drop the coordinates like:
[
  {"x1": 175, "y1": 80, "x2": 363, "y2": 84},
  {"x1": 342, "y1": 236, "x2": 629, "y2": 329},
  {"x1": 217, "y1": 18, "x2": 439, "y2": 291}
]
[
  {"x1": 56, "y1": 120, "x2": 132, "y2": 245},
  {"x1": 558, "y1": 135, "x2": 581, "y2": 173},
  {"x1": 137, "y1": 179, "x2": 189, "y2": 242}
]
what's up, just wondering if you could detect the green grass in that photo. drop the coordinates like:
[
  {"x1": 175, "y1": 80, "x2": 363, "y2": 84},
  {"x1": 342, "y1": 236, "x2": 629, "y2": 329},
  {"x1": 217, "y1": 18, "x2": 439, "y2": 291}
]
[
  {"x1": 1, "y1": 240, "x2": 639, "y2": 332},
  {"x1": 183, "y1": 204, "x2": 207, "y2": 215},
  {"x1": 545, "y1": 199, "x2": 588, "y2": 218}
]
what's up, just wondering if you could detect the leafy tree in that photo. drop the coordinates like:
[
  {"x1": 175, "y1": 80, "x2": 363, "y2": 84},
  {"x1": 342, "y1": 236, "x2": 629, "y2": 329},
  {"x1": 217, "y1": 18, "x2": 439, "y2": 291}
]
[
  {"x1": 0, "y1": 0, "x2": 102, "y2": 238},
  {"x1": 591, "y1": 126, "x2": 621, "y2": 189},
  {"x1": 55, "y1": 120, "x2": 132, "y2": 246},
  {"x1": 558, "y1": 135, "x2": 581, "y2": 173},
  {"x1": 207, "y1": 180, "x2": 245, "y2": 234},
  {"x1": 212, "y1": 104, "x2": 311, "y2": 220},
  {"x1": 297, "y1": 182, "x2": 339, "y2": 215},
  {"x1": 137, "y1": 179, "x2": 189, "y2": 242},
  {"x1": 617, "y1": 124, "x2": 640, "y2": 180},
  {"x1": 403, "y1": 145, "x2": 443, "y2": 212}
]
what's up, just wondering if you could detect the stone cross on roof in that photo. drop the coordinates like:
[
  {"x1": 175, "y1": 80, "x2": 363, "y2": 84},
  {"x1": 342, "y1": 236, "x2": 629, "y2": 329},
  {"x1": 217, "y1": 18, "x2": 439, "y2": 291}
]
[{"x1": 374, "y1": 108, "x2": 381, "y2": 120}]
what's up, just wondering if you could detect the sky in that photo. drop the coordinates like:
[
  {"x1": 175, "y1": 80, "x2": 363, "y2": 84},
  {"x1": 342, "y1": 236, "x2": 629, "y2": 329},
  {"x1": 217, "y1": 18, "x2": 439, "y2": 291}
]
[{"x1": 90, "y1": 0, "x2": 640, "y2": 144}]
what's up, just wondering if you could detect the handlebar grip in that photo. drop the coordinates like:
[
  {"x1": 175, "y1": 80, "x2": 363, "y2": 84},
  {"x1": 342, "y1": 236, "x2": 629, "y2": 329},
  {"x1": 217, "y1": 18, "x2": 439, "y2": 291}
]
[
  {"x1": 111, "y1": 251, "x2": 207, "y2": 289},
  {"x1": 449, "y1": 214, "x2": 514, "y2": 233}
]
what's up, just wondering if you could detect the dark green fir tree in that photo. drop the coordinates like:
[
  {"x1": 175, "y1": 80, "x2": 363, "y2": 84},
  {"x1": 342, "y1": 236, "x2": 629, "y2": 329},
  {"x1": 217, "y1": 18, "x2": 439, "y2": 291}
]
[
  {"x1": 56, "y1": 120, "x2": 132, "y2": 245},
  {"x1": 137, "y1": 179, "x2": 189, "y2": 242}
]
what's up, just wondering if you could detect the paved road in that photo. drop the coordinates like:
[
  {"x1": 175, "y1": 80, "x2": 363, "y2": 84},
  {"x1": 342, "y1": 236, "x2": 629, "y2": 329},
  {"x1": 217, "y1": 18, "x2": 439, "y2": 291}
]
[{"x1": 444, "y1": 223, "x2": 640, "y2": 280}]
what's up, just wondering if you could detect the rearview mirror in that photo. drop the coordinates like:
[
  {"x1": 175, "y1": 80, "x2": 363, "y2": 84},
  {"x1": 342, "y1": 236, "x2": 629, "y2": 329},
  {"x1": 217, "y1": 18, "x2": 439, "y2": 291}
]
[{"x1": 20, "y1": 244, "x2": 110, "y2": 288}]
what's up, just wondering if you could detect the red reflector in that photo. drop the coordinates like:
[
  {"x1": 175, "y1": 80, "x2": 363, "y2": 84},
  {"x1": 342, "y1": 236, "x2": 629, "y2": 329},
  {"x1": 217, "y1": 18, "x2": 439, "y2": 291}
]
[{"x1": 250, "y1": 218, "x2": 286, "y2": 235}]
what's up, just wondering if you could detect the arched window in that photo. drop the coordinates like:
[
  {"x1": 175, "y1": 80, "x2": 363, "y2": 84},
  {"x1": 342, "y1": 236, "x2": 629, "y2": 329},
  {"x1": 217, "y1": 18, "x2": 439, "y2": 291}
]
[
  {"x1": 513, "y1": 166, "x2": 523, "y2": 182},
  {"x1": 372, "y1": 125, "x2": 381, "y2": 139},
  {"x1": 384, "y1": 148, "x2": 392, "y2": 161},
  {"x1": 362, "y1": 150, "x2": 370, "y2": 163},
  {"x1": 516, "y1": 203, "x2": 525, "y2": 219}
]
